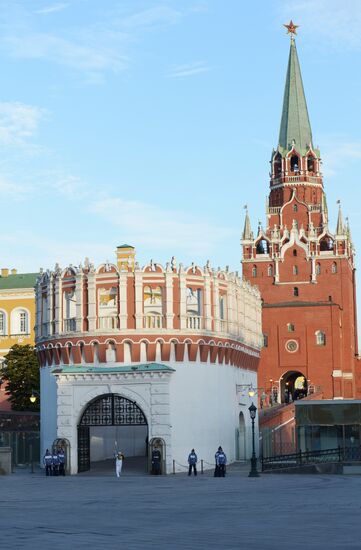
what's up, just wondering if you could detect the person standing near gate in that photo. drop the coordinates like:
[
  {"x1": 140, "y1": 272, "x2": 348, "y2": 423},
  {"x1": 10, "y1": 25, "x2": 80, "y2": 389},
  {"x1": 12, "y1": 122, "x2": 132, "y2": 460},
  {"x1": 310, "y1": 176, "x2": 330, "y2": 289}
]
[
  {"x1": 115, "y1": 451, "x2": 124, "y2": 478},
  {"x1": 188, "y1": 449, "x2": 198, "y2": 476},
  {"x1": 214, "y1": 446, "x2": 227, "y2": 477},
  {"x1": 151, "y1": 446, "x2": 162, "y2": 475},
  {"x1": 43, "y1": 449, "x2": 53, "y2": 476},
  {"x1": 58, "y1": 448, "x2": 65, "y2": 476},
  {"x1": 52, "y1": 449, "x2": 60, "y2": 476}
]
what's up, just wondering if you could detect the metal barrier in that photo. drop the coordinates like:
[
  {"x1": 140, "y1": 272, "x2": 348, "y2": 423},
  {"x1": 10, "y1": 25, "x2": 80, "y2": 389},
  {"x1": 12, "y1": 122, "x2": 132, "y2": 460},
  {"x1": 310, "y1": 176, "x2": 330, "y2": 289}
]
[{"x1": 261, "y1": 446, "x2": 361, "y2": 472}]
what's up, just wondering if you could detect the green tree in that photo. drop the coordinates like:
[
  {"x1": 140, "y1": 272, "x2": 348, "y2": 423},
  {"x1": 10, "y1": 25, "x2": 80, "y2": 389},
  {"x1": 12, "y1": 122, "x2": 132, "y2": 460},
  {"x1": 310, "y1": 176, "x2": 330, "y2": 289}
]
[{"x1": 1, "y1": 345, "x2": 40, "y2": 411}]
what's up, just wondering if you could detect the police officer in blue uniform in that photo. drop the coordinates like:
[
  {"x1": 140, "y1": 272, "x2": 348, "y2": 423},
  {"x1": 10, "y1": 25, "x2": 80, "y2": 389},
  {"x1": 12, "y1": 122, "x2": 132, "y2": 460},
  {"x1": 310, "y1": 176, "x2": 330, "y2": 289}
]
[
  {"x1": 52, "y1": 450, "x2": 60, "y2": 476},
  {"x1": 188, "y1": 449, "x2": 198, "y2": 476},
  {"x1": 214, "y1": 446, "x2": 227, "y2": 477},
  {"x1": 43, "y1": 449, "x2": 53, "y2": 476},
  {"x1": 58, "y1": 448, "x2": 65, "y2": 476}
]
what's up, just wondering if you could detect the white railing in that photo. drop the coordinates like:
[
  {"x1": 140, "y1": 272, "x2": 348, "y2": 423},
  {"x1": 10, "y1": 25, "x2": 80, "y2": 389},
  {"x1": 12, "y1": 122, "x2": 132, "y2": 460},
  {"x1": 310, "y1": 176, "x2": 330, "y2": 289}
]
[
  {"x1": 64, "y1": 318, "x2": 76, "y2": 332},
  {"x1": 186, "y1": 315, "x2": 202, "y2": 330},
  {"x1": 98, "y1": 316, "x2": 118, "y2": 330},
  {"x1": 143, "y1": 315, "x2": 163, "y2": 329}
]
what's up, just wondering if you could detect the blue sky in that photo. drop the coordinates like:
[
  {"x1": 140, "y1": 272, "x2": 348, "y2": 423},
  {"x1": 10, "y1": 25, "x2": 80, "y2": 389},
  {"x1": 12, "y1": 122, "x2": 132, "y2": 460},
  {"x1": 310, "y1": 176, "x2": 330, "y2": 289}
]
[{"x1": 1, "y1": 0, "x2": 361, "y2": 278}]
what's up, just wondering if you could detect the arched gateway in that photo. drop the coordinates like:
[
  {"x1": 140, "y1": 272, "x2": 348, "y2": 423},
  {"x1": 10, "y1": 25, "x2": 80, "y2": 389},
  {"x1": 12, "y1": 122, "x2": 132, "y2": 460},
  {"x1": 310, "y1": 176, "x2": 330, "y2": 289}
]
[{"x1": 78, "y1": 394, "x2": 148, "y2": 473}]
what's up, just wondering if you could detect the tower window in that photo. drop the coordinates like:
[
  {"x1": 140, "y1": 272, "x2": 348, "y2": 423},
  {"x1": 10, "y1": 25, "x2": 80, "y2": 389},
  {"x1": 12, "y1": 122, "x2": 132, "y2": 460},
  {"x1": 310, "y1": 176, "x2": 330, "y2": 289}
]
[
  {"x1": 287, "y1": 323, "x2": 295, "y2": 332},
  {"x1": 293, "y1": 287, "x2": 299, "y2": 297},
  {"x1": 307, "y1": 156, "x2": 315, "y2": 172},
  {"x1": 293, "y1": 250, "x2": 297, "y2": 257},
  {"x1": 293, "y1": 265, "x2": 298, "y2": 275},
  {"x1": 331, "y1": 262, "x2": 337, "y2": 274},
  {"x1": 315, "y1": 331, "x2": 326, "y2": 346},
  {"x1": 267, "y1": 265, "x2": 273, "y2": 277},
  {"x1": 290, "y1": 155, "x2": 300, "y2": 172},
  {"x1": 263, "y1": 334, "x2": 268, "y2": 348},
  {"x1": 316, "y1": 263, "x2": 321, "y2": 275},
  {"x1": 252, "y1": 266, "x2": 257, "y2": 277},
  {"x1": 293, "y1": 204, "x2": 298, "y2": 212}
]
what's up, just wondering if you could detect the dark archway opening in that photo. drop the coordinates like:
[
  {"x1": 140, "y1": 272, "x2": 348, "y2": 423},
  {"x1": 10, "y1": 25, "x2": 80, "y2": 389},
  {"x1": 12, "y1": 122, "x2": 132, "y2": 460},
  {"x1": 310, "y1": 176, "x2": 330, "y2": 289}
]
[
  {"x1": 77, "y1": 394, "x2": 148, "y2": 474},
  {"x1": 281, "y1": 371, "x2": 308, "y2": 403}
]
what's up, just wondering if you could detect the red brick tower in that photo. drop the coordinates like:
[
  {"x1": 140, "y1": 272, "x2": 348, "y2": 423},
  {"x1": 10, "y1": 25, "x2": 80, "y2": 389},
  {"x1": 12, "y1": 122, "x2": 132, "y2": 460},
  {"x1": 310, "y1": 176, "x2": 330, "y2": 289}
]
[{"x1": 241, "y1": 30, "x2": 360, "y2": 402}]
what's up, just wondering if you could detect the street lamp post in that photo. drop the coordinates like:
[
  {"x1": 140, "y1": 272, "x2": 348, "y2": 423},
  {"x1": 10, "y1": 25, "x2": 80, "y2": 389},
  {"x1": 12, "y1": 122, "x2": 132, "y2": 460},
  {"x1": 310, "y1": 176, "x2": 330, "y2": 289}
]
[
  {"x1": 30, "y1": 389, "x2": 40, "y2": 404},
  {"x1": 248, "y1": 402, "x2": 260, "y2": 477}
]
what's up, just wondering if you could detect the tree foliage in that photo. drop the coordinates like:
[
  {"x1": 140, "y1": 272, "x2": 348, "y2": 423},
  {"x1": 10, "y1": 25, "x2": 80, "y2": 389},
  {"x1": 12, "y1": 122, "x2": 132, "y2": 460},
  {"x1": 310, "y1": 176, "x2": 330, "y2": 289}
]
[{"x1": 1, "y1": 345, "x2": 40, "y2": 411}]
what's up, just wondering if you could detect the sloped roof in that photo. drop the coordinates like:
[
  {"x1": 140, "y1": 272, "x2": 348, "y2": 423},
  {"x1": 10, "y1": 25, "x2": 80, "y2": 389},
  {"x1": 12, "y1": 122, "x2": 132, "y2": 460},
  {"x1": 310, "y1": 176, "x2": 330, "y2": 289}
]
[{"x1": 0, "y1": 273, "x2": 38, "y2": 290}]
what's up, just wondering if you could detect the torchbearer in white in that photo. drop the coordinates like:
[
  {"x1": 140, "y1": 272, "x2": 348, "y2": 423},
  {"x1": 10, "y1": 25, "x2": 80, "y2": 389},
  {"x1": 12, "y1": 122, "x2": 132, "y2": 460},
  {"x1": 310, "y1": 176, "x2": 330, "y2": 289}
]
[{"x1": 115, "y1": 451, "x2": 124, "y2": 478}]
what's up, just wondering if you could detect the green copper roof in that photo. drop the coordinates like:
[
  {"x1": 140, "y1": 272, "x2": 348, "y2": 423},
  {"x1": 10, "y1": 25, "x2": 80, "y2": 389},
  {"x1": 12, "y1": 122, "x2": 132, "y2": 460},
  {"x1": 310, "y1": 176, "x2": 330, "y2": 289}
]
[
  {"x1": 52, "y1": 363, "x2": 175, "y2": 375},
  {"x1": 0, "y1": 273, "x2": 38, "y2": 290},
  {"x1": 278, "y1": 38, "x2": 313, "y2": 156},
  {"x1": 117, "y1": 244, "x2": 134, "y2": 249}
]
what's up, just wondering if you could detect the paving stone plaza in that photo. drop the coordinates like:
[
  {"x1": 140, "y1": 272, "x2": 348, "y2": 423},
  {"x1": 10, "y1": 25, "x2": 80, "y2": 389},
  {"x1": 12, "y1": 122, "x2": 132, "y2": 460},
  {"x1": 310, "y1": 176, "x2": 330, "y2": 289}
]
[{"x1": 2, "y1": 464, "x2": 361, "y2": 549}]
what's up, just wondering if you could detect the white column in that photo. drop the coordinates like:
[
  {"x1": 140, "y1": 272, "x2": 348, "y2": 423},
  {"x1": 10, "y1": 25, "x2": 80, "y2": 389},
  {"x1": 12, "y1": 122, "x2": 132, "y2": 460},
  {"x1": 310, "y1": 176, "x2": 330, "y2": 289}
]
[
  {"x1": 213, "y1": 274, "x2": 220, "y2": 333},
  {"x1": 47, "y1": 276, "x2": 54, "y2": 336},
  {"x1": 118, "y1": 272, "x2": 128, "y2": 330},
  {"x1": 204, "y1": 272, "x2": 212, "y2": 331},
  {"x1": 87, "y1": 272, "x2": 96, "y2": 331},
  {"x1": 179, "y1": 271, "x2": 187, "y2": 329},
  {"x1": 311, "y1": 257, "x2": 316, "y2": 283},
  {"x1": 275, "y1": 259, "x2": 280, "y2": 283},
  {"x1": 35, "y1": 283, "x2": 41, "y2": 339},
  {"x1": 75, "y1": 272, "x2": 83, "y2": 332},
  {"x1": 54, "y1": 276, "x2": 62, "y2": 334},
  {"x1": 165, "y1": 272, "x2": 174, "y2": 330},
  {"x1": 134, "y1": 272, "x2": 143, "y2": 329}
]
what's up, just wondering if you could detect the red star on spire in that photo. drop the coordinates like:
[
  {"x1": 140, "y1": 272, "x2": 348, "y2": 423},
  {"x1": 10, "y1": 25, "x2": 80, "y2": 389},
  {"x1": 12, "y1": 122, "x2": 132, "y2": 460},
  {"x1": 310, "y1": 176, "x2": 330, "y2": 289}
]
[{"x1": 284, "y1": 20, "x2": 299, "y2": 36}]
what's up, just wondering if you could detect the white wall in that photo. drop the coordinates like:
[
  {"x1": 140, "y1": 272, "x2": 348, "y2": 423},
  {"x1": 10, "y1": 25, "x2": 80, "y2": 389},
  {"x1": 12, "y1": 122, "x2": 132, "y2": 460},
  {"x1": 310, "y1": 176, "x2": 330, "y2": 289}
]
[
  {"x1": 168, "y1": 360, "x2": 257, "y2": 471},
  {"x1": 90, "y1": 425, "x2": 147, "y2": 461},
  {"x1": 40, "y1": 365, "x2": 58, "y2": 462}
]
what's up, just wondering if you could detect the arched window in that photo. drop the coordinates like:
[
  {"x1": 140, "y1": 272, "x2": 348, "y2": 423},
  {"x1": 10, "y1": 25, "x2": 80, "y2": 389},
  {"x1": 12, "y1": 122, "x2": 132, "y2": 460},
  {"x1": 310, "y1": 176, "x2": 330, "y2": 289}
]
[
  {"x1": 293, "y1": 204, "x2": 298, "y2": 212},
  {"x1": 256, "y1": 239, "x2": 269, "y2": 254},
  {"x1": 331, "y1": 262, "x2": 337, "y2": 274},
  {"x1": 267, "y1": 265, "x2": 273, "y2": 277},
  {"x1": 315, "y1": 331, "x2": 326, "y2": 346},
  {"x1": 0, "y1": 311, "x2": 6, "y2": 336},
  {"x1": 106, "y1": 341, "x2": 116, "y2": 363},
  {"x1": 219, "y1": 295, "x2": 226, "y2": 320},
  {"x1": 11, "y1": 308, "x2": 29, "y2": 335},
  {"x1": 252, "y1": 266, "x2": 257, "y2": 277},
  {"x1": 316, "y1": 263, "x2": 321, "y2": 275},
  {"x1": 287, "y1": 323, "x2": 295, "y2": 332},
  {"x1": 144, "y1": 285, "x2": 163, "y2": 328},
  {"x1": 293, "y1": 265, "x2": 298, "y2": 275},
  {"x1": 290, "y1": 155, "x2": 299, "y2": 172},
  {"x1": 320, "y1": 237, "x2": 334, "y2": 251},
  {"x1": 274, "y1": 153, "x2": 282, "y2": 177},
  {"x1": 307, "y1": 156, "x2": 315, "y2": 172},
  {"x1": 293, "y1": 287, "x2": 299, "y2": 297},
  {"x1": 263, "y1": 334, "x2": 268, "y2": 348},
  {"x1": 293, "y1": 249, "x2": 297, "y2": 257}
]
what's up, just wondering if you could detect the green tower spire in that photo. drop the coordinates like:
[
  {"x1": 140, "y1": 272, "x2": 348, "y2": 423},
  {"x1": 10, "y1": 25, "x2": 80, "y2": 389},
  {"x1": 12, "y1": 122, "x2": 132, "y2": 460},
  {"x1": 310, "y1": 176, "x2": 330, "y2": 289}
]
[{"x1": 278, "y1": 38, "x2": 313, "y2": 156}]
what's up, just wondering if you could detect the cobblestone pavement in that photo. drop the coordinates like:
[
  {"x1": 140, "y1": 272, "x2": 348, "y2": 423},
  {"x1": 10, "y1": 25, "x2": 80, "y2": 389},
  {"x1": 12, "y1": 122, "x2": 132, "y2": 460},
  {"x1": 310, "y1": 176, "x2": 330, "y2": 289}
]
[{"x1": 1, "y1": 463, "x2": 361, "y2": 550}]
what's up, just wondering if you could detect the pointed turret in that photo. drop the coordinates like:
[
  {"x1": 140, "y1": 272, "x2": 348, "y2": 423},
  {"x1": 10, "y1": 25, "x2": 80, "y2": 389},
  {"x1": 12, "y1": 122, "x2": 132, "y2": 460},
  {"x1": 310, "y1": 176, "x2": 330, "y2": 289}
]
[
  {"x1": 242, "y1": 209, "x2": 253, "y2": 240},
  {"x1": 336, "y1": 202, "x2": 345, "y2": 235},
  {"x1": 278, "y1": 38, "x2": 314, "y2": 156}
]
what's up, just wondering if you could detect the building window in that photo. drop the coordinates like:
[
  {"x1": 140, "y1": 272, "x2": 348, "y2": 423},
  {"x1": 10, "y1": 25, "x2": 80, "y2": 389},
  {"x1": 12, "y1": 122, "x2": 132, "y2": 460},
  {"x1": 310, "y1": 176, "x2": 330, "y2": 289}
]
[
  {"x1": 267, "y1": 265, "x2": 273, "y2": 277},
  {"x1": 315, "y1": 331, "x2": 326, "y2": 346},
  {"x1": 219, "y1": 296, "x2": 226, "y2": 320},
  {"x1": 316, "y1": 263, "x2": 321, "y2": 275},
  {"x1": 290, "y1": 155, "x2": 299, "y2": 172},
  {"x1": 252, "y1": 266, "x2": 257, "y2": 277},
  {"x1": 287, "y1": 323, "x2": 295, "y2": 332},
  {"x1": 0, "y1": 312, "x2": 6, "y2": 335},
  {"x1": 293, "y1": 287, "x2": 299, "y2": 297},
  {"x1": 263, "y1": 334, "x2": 268, "y2": 348},
  {"x1": 332, "y1": 262, "x2": 337, "y2": 274},
  {"x1": 11, "y1": 309, "x2": 29, "y2": 335},
  {"x1": 293, "y1": 250, "x2": 297, "y2": 257},
  {"x1": 293, "y1": 265, "x2": 298, "y2": 275},
  {"x1": 293, "y1": 204, "x2": 298, "y2": 212}
]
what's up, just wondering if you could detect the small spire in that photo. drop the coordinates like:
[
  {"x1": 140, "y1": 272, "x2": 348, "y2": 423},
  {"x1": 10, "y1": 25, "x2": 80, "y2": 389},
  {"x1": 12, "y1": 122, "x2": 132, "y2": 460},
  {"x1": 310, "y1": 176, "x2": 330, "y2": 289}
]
[
  {"x1": 242, "y1": 207, "x2": 253, "y2": 240},
  {"x1": 335, "y1": 200, "x2": 345, "y2": 235}
]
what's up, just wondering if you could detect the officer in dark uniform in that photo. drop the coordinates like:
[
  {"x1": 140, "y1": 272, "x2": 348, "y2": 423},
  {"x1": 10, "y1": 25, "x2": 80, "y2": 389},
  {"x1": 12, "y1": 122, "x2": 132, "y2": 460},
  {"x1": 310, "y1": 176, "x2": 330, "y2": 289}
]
[
  {"x1": 187, "y1": 449, "x2": 198, "y2": 476},
  {"x1": 151, "y1": 447, "x2": 162, "y2": 475},
  {"x1": 43, "y1": 449, "x2": 53, "y2": 476},
  {"x1": 58, "y1": 448, "x2": 65, "y2": 476},
  {"x1": 52, "y1": 449, "x2": 60, "y2": 476},
  {"x1": 214, "y1": 446, "x2": 227, "y2": 477}
]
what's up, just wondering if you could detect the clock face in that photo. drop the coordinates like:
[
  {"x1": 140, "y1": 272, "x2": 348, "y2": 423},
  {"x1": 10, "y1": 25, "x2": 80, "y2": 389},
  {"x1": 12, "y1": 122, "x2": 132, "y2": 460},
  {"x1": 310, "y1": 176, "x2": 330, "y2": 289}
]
[{"x1": 286, "y1": 339, "x2": 298, "y2": 353}]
